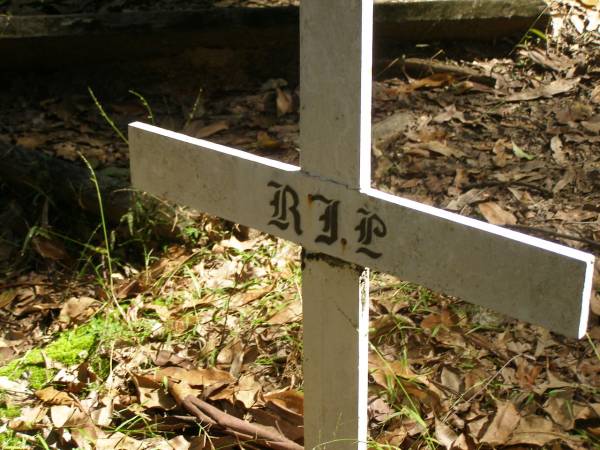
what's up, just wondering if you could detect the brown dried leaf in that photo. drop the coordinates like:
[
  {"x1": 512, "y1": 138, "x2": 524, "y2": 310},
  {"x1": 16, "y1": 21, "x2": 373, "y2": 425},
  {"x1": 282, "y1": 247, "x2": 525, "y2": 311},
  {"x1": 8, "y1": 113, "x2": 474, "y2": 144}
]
[
  {"x1": 264, "y1": 389, "x2": 304, "y2": 416},
  {"x1": 257, "y1": 131, "x2": 282, "y2": 150},
  {"x1": 267, "y1": 300, "x2": 302, "y2": 324},
  {"x1": 478, "y1": 202, "x2": 517, "y2": 226},
  {"x1": 515, "y1": 357, "x2": 541, "y2": 389},
  {"x1": 591, "y1": 85, "x2": 600, "y2": 104},
  {"x1": 50, "y1": 405, "x2": 86, "y2": 428},
  {"x1": 96, "y1": 432, "x2": 144, "y2": 450},
  {"x1": 369, "y1": 353, "x2": 424, "y2": 389},
  {"x1": 16, "y1": 134, "x2": 47, "y2": 150},
  {"x1": 250, "y1": 406, "x2": 304, "y2": 441},
  {"x1": 440, "y1": 367, "x2": 463, "y2": 394},
  {"x1": 168, "y1": 379, "x2": 198, "y2": 407},
  {"x1": 435, "y1": 417, "x2": 459, "y2": 449},
  {"x1": 58, "y1": 296, "x2": 99, "y2": 324},
  {"x1": 276, "y1": 87, "x2": 294, "y2": 116},
  {"x1": 504, "y1": 78, "x2": 580, "y2": 102},
  {"x1": 480, "y1": 401, "x2": 520, "y2": 446},
  {"x1": 550, "y1": 136, "x2": 567, "y2": 165},
  {"x1": 544, "y1": 395, "x2": 575, "y2": 430},
  {"x1": 31, "y1": 235, "x2": 70, "y2": 261},
  {"x1": 424, "y1": 141, "x2": 465, "y2": 158},
  {"x1": 0, "y1": 289, "x2": 18, "y2": 309},
  {"x1": 230, "y1": 286, "x2": 272, "y2": 307},
  {"x1": 507, "y1": 415, "x2": 572, "y2": 446},
  {"x1": 0, "y1": 376, "x2": 31, "y2": 404},
  {"x1": 184, "y1": 120, "x2": 228, "y2": 139},
  {"x1": 35, "y1": 387, "x2": 76, "y2": 406},
  {"x1": 405, "y1": 73, "x2": 456, "y2": 92},
  {"x1": 8, "y1": 406, "x2": 48, "y2": 431},
  {"x1": 154, "y1": 366, "x2": 234, "y2": 388},
  {"x1": 234, "y1": 373, "x2": 260, "y2": 408},
  {"x1": 131, "y1": 373, "x2": 177, "y2": 410},
  {"x1": 450, "y1": 434, "x2": 474, "y2": 450}
]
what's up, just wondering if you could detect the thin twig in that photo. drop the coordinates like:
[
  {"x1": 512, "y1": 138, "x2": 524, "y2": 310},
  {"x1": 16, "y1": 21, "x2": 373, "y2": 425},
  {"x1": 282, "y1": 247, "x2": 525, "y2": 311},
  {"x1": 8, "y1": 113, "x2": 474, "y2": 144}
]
[
  {"x1": 462, "y1": 180, "x2": 552, "y2": 197},
  {"x1": 506, "y1": 224, "x2": 600, "y2": 251}
]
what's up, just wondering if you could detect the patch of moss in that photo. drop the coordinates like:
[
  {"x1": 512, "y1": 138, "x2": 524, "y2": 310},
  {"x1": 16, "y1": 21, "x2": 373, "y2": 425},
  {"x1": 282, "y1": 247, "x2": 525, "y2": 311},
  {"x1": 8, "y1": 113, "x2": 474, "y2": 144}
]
[
  {"x1": 0, "y1": 317, "x2": 102, "y2": 389},
  {"x1": 0, "y1": 312, "x2": 157, "y2": 390},
  {"x1": 0, "y1": 430, "x2": 29, "y2": 450},
  {"x1": 0, "y1": 403, "x2": 21, "y2": 420},
  {"x1": 0, "y1": 349, "x2": 52, "y2": 390}
]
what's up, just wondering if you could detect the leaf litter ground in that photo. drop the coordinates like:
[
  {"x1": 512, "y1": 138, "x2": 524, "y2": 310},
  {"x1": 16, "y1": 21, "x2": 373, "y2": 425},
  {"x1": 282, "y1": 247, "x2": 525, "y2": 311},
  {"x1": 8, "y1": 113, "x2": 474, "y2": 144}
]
[{"x1": 1, "y1": 0, "x2": 600, "y2": 448}]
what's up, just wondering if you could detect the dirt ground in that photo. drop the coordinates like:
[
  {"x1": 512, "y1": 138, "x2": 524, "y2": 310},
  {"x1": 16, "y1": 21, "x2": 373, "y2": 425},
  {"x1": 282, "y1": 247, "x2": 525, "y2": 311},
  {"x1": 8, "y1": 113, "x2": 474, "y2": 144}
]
[{"x1": 0, "y1": 0, "x2": 600, "y2": 448}]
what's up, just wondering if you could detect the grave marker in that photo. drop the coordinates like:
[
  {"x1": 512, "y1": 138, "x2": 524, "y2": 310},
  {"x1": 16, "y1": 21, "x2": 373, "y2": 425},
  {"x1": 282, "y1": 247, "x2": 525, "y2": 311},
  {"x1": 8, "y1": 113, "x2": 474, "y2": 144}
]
[{"x1": 129, "y1": 1, "x2": 595, "y2": 448}]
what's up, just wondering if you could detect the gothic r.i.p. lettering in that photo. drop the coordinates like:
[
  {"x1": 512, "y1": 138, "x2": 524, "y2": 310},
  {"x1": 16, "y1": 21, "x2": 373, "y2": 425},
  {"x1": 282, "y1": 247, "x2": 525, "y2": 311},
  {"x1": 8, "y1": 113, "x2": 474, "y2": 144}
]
[{"x1": 267, "y1": 181, "x2": 303, "y2": 235}]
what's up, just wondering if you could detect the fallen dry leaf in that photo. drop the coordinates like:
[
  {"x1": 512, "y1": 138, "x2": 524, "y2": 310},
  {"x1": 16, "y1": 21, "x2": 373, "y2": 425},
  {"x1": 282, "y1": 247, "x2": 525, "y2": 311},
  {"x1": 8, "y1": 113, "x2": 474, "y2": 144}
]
[
  {"x1": 131, "y1": 373, "x2": 177, "y2": 410},
  {"x1": 435, "y1": 417, "x2": 459, "y2": 449},
  {"x1": 8, "y1": 405, "x2": 49, "y2": 431},
  {"x1": 264, "y1": 389, "x2": 304, "y2": 417},
  {"x1": 31, "y1": 234, "x2": 70, "y2": 261},
  {"x1": 504, "y1": 78, "x2": 580, "y2": 102},
  {"x1": 424, "y1": 141, "x2": 465, "y2": 158},
  {"x1": 183, "y1": 120, "x2": 228, "y2": 139},
  {"x1": 15, "y1": 134, "x2": 48, "y2": 150},
  {"x1": 480, "y1": 401, "x2": 520, "y2": 446},
  {"x1": 0, "y1": 289, "x2": 18, "y2": 309},
  {"x1": 507, "y1": 414, "x2": 572, "y2": 446},
  {"x1": 276, "y1": 87, "x2": 294, "y2": 116},
  {"x1": 405, "y1": 73, "x2": 456, "y2": 92},
  {"x1": 0, "y1": 376, "x2": 31, "y2": 403},
  {"x1": 154, "y1": 366, "x2": 234, "y2": 388},
  {"x1": 591, "y1": 85, "x2": 600, "y2": 104},
  {"x1": 257, "y1": 131, "x2": 282, "y2": 150},
  {"x1": 544, "y1": 395, "x2": 575, "y2": 430},
  {"x1": 35, "y1": 387, "x2": 76, "y2": 406},
  {"x1": 234, "y1": 373, "x2": 261, "y2": 408},
  {"x1": 478, "y1": 202, "x2": 517, "y2": 226},
  {"x1": 58, "y1": 296, "x2": 99, "y2": 324},
  {"x1": 267, "y1": 300, "x2": 302, "y2": 324}
]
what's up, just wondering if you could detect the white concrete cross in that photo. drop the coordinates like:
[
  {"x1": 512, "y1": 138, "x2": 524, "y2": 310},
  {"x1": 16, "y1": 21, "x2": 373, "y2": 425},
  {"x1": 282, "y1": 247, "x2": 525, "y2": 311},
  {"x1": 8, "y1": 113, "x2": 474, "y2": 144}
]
[{"x1": 129, "y1": 1, "x2": 595, "y2": 448}]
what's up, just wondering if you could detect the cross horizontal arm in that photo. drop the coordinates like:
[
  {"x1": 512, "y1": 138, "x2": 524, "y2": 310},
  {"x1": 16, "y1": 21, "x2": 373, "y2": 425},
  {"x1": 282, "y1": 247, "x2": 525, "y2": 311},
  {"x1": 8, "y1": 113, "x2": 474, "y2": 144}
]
[{"x1": 130, "y1": 122, "x2": 594, "y2": 338}]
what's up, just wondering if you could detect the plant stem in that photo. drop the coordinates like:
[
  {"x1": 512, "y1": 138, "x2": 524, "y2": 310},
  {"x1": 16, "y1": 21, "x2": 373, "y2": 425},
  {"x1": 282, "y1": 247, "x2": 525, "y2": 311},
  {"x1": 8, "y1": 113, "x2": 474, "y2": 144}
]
[{"x1": 88, "y1": 86, "x2": 128, "y2": 145}]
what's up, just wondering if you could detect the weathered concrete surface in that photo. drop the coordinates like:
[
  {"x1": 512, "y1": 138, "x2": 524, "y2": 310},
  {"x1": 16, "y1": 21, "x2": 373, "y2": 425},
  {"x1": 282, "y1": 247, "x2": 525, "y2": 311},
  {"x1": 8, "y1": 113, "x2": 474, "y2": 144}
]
[
  {"x1": 0, "y1": 1, "x2": 548, "y2": 39},
  {"x1": 0, "y1": 0, "x2": 548, "y2": 70},
  {"x1": 130, "y1": 122, "x2": 594, "y2": 340},
  {"x1": 375, "y1": 0, "x2": 550, "y2": 44}
]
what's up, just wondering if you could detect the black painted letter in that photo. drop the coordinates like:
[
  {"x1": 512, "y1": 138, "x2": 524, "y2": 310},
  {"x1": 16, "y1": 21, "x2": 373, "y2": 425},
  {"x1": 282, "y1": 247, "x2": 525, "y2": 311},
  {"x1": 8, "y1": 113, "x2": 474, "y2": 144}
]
[
  {"x1": 355, "y1": 208, "x2": 387, "y2": 258},
  {"x1": 268, "y1": 181, "x2": 303, "y2": 235},
  {"x1": 312, "y1": 195, "x2": 340, "y2": 245}
]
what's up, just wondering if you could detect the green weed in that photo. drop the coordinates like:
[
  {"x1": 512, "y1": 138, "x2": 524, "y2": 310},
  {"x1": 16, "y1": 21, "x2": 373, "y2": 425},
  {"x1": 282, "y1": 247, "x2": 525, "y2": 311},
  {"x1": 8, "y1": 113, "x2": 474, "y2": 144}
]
[
  {"x1": 88, "y1": 87, "x2": 128, "y2": 145},
  {"x1": 129, "y1": 90, "x2": 155, "y2": 125},
  {"x1": 0, "y1": 429, "x2": 30, "y2": 450}
]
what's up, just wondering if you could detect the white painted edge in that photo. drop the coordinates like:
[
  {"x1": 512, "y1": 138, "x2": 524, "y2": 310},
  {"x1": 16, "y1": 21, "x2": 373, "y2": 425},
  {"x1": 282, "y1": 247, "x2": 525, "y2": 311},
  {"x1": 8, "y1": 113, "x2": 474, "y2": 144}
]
[
  {"x1": 357, "y1": 268, "x2": 369, "y2": 450},
  {"x1": 130, "y1": 121, "x2": 595, "y2": 339},
  {"x1": 359, "y1": 0, "x2": 374, "y2": 191}
]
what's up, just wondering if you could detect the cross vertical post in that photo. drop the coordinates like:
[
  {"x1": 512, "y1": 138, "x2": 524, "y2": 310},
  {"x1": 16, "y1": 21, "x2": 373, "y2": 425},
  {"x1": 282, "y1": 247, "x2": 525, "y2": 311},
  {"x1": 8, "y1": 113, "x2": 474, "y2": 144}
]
[{"x1": 300, "y1": 1, "x2": 373, "y2": 448}]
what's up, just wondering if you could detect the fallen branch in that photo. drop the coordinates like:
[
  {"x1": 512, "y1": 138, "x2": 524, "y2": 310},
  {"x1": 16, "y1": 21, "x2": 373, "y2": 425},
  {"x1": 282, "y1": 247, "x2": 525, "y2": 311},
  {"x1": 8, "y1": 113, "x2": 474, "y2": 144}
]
[
  {"x1": 168, "y1": 380, "x2": 302, "y2": 450},
  {"x1": 182, "y1": 396, "x2": 303, "y2": 450},
  {"x1": 378, "y1": 57, "x2": 497, "y2": 87}
]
